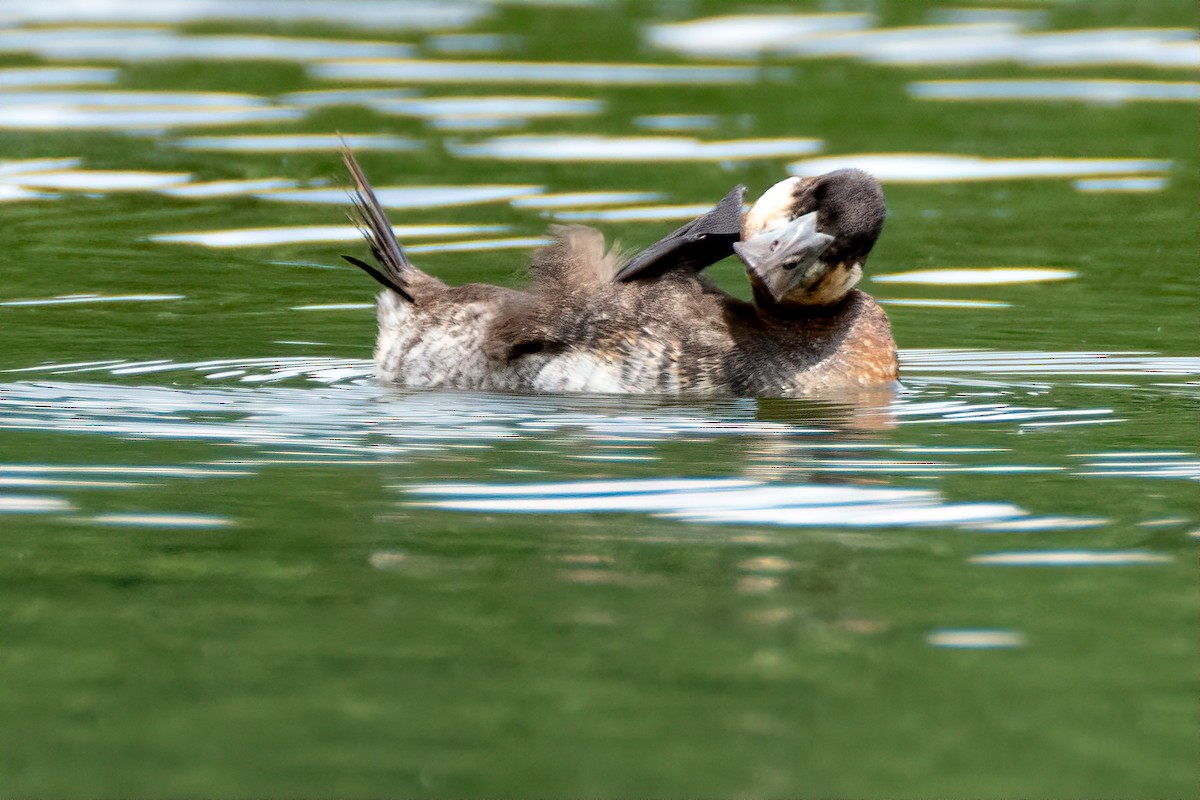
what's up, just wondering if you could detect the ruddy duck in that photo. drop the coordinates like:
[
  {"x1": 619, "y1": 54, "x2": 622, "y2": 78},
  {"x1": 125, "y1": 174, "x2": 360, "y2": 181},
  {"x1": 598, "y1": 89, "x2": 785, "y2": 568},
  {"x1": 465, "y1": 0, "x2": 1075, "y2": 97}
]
[{"x1": 341, "y1": 148, "x2": 897, "y2": 396}]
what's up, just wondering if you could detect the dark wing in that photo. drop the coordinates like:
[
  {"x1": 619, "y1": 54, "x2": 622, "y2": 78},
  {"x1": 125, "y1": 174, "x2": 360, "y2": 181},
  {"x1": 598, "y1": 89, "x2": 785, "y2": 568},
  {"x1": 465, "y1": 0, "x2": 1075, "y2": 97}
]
[{"x1": 613, "y1": 184, "x2": 745, "y2": 282}]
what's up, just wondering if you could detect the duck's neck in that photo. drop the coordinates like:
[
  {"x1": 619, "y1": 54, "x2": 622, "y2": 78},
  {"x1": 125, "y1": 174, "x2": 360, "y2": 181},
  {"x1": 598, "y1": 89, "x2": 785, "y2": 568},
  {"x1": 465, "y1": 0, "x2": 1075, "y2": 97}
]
[{"x1": 753, "y1": 285, "x2": 857, "y2": 319}]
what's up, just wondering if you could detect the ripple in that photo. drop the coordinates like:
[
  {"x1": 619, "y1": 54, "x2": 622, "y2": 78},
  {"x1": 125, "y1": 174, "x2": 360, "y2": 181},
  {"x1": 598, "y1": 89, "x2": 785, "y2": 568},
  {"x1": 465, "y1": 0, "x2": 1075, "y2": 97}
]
[
  {"x1": 0, "y1": 167, "x2": 191, "y2": 192},
  {"x1": 969, "y1": 550, "x2": 1172, "y2": 566},
  {"x1": 926, "y1": 629, "x2": 1025, "y2": 649},
  {"x1": 511, "y1": 191, "x2": 666, "y2": 210},
  {"x1": 0, "y1": 66, "x2": 117, "y2": 87},
  {"x1": 0, "y1": 1, "x2": 486, "y2": 29},
  {"x1": 0, "y1": 293, "x2": 184, "y2": 307},
  {"x1": 874, "y1": 268, "x2": 1076, "y2": 286},
  {"x1": 0, "y1": 28, "x2": 413, "y2": 62},
  {"x1": 256, "y1": 184, "x2": 543, "y2": 208},
  {"x1": 0, "y1": 494, "x2": 73, "y2": 513},
  {"x1": 634, "y1": 114, "x2": 719, "y2": 131},
  {"x1": 311, "y1": 59, "x2": 759, "y2": 85},
  {"x1": 369, "y1": 95, "x2": 604, "y2": 123},
  {"x1": 910, "y1": 79, "x2": 1200, "y2": 103},
  {"x1": 649, "y1": 14, "x2": 1199, "y2": 69},
  {"x1": 151, "y1": 224, "x2": 506, "y2": 248},
  {"x1": 156, "y1": 179, "x2": 301, "y2": 199},
  {"x1": 549, "y1": 204, "x2": 725, "y2": 223},
  {"x1": 172, "y1": 133, "x2": 421, "y2": 152},
  {"x1": 0, "y1": 89, "x2": 299, "y2": 130},
  {"x1": 647, "y1": 13, "x2": 874, "y2": 59},
  {"x1": 86, "y1": 513, "x2": 233, "y2": 528},
  {"x1": 877, "y1": 299, "x2": 1011, "y2": 309},
  {"x1": 789, "y1": 154, "x2": 1170, "y2": 183},
  {"x1": 405, "y1": 478, "x2": 1078, "y2": 531},
  {"x1": 1074, "y1": 177, "x2": 1169, "y2": 193},
  {"x1": 1073, "y1": 453, "x2": 1200, "y2": 481},
  {"x1": 449, "y1": 135, "x2": 822, "y2": 162},
  {"x1": 898, "y1": 350, "x2": 1200, "y2": 378}
]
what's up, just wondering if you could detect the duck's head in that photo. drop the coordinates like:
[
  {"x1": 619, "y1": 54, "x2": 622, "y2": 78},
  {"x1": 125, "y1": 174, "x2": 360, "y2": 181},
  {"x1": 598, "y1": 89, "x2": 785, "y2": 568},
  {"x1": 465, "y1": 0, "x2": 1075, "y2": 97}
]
[{"x1": 734, "y1": 169, "x2": 886, "y2": 308}]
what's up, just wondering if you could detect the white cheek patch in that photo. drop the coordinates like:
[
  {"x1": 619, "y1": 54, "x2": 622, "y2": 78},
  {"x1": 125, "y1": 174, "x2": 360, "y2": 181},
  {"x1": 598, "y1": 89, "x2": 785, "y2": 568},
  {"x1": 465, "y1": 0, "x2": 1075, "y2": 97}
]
[{"x1": 795, "y1": 262, "x2": 863, "y2": 306}]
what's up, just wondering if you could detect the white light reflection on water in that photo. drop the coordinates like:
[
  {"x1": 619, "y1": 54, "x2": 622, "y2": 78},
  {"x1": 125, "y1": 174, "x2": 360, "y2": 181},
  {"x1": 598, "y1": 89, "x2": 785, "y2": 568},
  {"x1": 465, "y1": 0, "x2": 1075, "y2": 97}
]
[
  {"x1": 0, "y1": 1, "x2": 487, "y2": 29},
  {"x1": 173, "y1": 134, "x2": 422, "y2": 152},
  {"x1": 646, "y1": 13, "x2": 875, "y2": 59},
  {"x1": 548, "y1": 204, "x2": 724, "y2": 223},
  {"x1": 369, "y1": 95, "x2": 604, "y2": 123},
  {"x1": 648, "y1": 13, "x2": 1199, "y2": 69},
  {"x1": 405, "y1": 478, "x2": 1072, "y2": 530},
  {"x1": 926, "y1": 629, "x2": 1025, "y2": 649},
  {"x1": 151, "y1": 224, "x2": 506, "y2": 248},
  {"x1": 970, "y1": 551, "x2": 1172, "y2": 566},
  {"x1": 0, "y1": 169, "x2": 191, "y2": 191},
  {"x1": 0, "y1": 66, "x2": 117, "y2": 88},
  {"x1": 899, "y1": 350, "x2": 1200, "y2": 378},
  {"x1": 0, "y1": 185, "x2": 53, "y2": 202},
  {"x1": 87, "y1": 513, "x2": 234, "y2": 528},
  {"x1": 0, "y1": 89, "x2": 301, "y2": 131},
  {"x1": 0, "y1": 495, "x2": 73, "y2": 513},
  {"x1": 256, "y1": 184, "x2": 543, "y2": 208},
  {"x1": 873, "y1": 268, "x2": 1076, "y2": 286},
  {"x1": 511, "y1": 191, "x2": 666, "y2": 210},
  {"x1": 0, "y1": 29, "x2": 413, "y2": 62},
  {"x1": 633, "y1": 114, "x2": 719, "y2": 131},
  {"x1": 1073, "y1": 453, "x2": 1200, "y2": 482},
  {"x1": 0, "y1": 294, "x2": 185, "y2": 307},
  {"x1": 1074, "y1": 177, "x2": 1169, "y2": 193},
  {"x1": 910, "y1": 80, "x2": 1200, "y2": 104},
  {"x1": 312, "y1": 59, "x2": 758, "y2": 85},
  {"x1": 449, "y1": 135, "x2": 822, "y2": 162},
  {"x1": 789, "y1": 154, "x2": 1170, "y2": 183},
  {"x1": 156, "y1": 179, "x2": 302, "y2": 199}
]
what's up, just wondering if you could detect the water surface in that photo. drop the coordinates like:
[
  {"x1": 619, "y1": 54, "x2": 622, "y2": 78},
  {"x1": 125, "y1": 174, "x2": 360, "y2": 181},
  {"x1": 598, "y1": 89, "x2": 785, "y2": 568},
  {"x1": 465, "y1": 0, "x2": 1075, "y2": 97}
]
[{"x1": 1, "y1": 1, "x2": 1196, "y2": 797}]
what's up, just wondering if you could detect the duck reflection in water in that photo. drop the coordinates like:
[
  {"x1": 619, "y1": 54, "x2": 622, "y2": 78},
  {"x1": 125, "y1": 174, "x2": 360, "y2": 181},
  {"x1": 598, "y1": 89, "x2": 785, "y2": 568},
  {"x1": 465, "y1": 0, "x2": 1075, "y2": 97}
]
[{"x1": 341, "y1": 147, "x2": 898, "y2": 398}]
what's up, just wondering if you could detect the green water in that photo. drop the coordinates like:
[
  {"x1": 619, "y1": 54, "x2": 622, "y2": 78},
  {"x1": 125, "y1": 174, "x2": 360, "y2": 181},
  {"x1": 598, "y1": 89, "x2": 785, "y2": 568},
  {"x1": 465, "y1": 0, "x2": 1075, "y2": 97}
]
[{"x1": 1, "y1": 1, "x2": 1198, "y2": 797}]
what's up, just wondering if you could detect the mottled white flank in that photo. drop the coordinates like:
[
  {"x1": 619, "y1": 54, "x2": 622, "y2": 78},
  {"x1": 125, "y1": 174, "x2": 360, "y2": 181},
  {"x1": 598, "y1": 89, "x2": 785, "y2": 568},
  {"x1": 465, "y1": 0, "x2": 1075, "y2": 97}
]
[{"x1": 528, "y1": 351, "x2": 629, "y2": 394}]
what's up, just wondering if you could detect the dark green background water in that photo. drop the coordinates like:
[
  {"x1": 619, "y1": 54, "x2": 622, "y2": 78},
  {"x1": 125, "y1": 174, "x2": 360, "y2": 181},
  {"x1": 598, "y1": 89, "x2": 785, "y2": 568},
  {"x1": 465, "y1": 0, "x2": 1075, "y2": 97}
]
[{"x1": 1, "y1": 1, "x2": 1197, "y2": 797}]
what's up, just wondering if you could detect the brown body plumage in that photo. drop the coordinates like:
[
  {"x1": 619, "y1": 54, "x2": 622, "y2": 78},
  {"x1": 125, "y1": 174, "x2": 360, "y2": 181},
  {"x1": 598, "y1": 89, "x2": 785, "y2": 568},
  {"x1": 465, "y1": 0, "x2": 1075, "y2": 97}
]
[{"x1": 341, "y1": 149, "x2": 899, "y2": 397}]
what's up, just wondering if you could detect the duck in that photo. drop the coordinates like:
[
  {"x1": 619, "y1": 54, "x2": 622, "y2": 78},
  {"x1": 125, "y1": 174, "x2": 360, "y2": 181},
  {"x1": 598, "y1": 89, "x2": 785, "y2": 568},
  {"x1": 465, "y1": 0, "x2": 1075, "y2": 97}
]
[{"x1": 339, "y1": 148, "x2": 898, "y2": 397}]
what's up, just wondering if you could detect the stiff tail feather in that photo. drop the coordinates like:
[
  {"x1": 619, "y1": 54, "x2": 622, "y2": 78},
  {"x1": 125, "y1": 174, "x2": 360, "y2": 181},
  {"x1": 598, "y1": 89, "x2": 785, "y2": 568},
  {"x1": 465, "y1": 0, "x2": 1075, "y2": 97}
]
[{"x1": 341, "y1": 145, "x2": 415, "y2": 303}]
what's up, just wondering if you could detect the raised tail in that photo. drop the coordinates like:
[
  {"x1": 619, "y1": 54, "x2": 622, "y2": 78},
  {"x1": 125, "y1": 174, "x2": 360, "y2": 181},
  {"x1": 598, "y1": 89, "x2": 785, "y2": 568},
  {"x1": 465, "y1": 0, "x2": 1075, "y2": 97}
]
[{"x1": 341, "y1": 145, "x2": 415, "y2": 303}]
